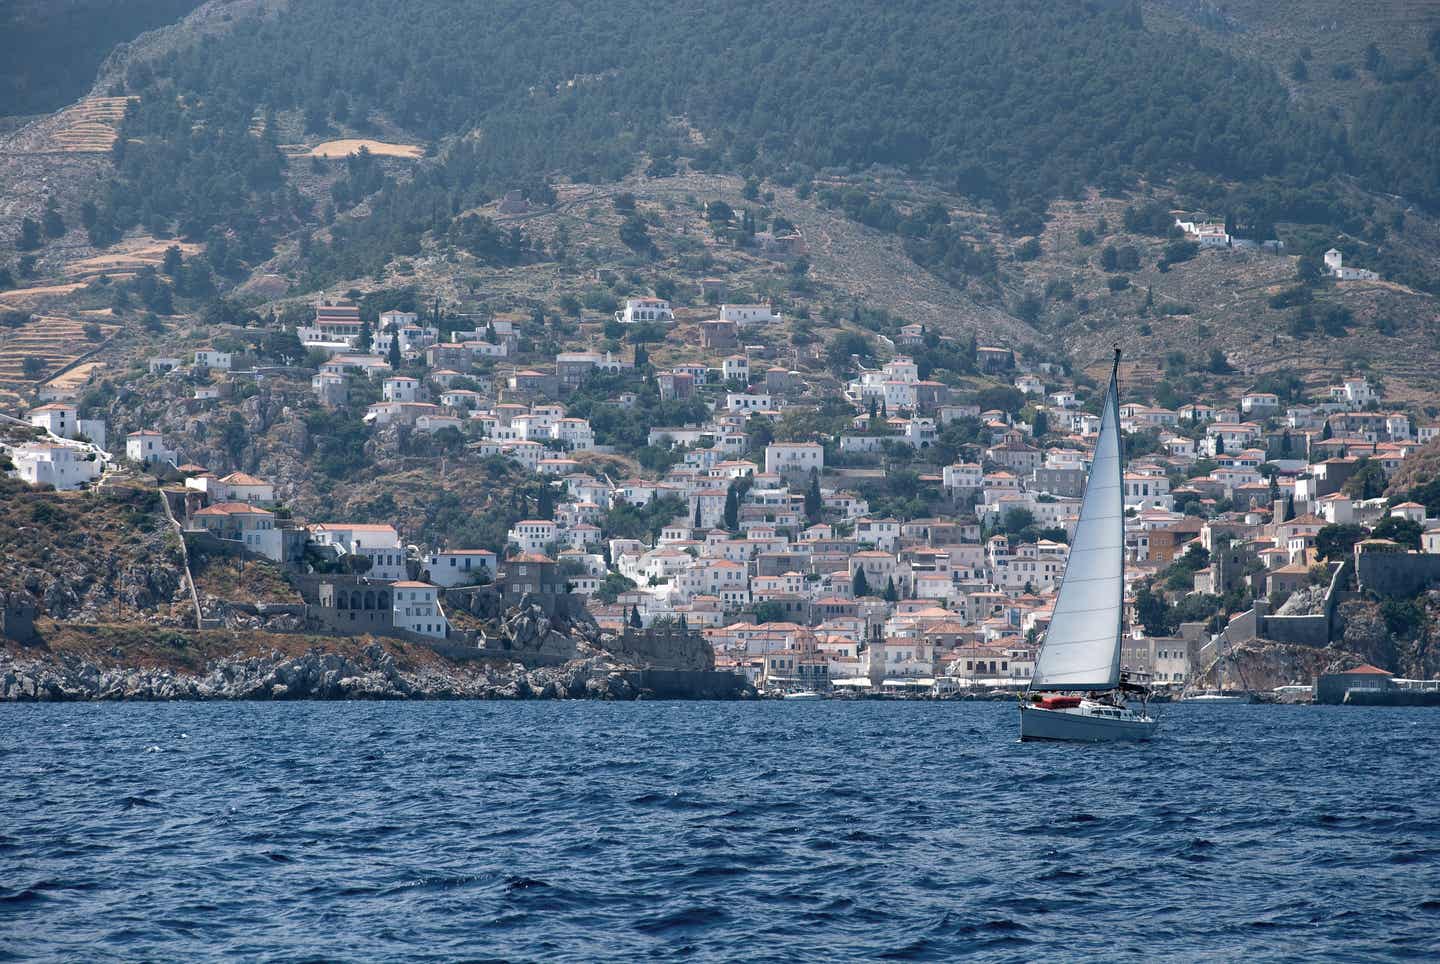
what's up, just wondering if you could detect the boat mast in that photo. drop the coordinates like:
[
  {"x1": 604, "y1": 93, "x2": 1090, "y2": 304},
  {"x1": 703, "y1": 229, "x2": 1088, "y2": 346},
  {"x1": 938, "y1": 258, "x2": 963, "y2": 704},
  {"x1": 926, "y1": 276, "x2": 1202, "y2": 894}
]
[{"x1": 1112, "y1": 345, "x2": 1126, "y2": 692}]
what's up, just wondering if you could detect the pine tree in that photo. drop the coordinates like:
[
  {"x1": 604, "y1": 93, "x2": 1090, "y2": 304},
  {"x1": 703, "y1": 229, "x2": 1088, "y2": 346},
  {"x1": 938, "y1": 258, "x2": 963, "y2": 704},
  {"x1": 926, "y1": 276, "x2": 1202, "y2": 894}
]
[
  {"x1": 42, "y1": 200, "x2": 65, "y2": 239},
  {"x1": 723, "y1": 484, "x2": 739, "y2": 530},
  {"x1": 852, "y1": 567, "x2": 870, "y2": 597},
  {"x1": 357, "y1": 318, "x2": 373, "y2": 352},
  {"x1": 538, "y1": 484, "x2": 554, "y2": 519},
  {"x1": 629, "y1": 605, "x2": 643, "y2": 629},
  {"x1": 17, "y1": 218, "x2": 41, "y2": 251},
  {"x1": 634, "y1": 344, "x2": 648, "y2": 370},
  {"x1": 1032, "y1": 409, "x2": 1048, "y2": 438},
  {"x1": 883, "y1": 576, "x2": 898, "y2": 602},
  {"x1": 693, "y1": 501, "x2": 702, "y2": 527},
  {"x1": 804, "y1": 470, "x2": 822, "y2": 523},
  {"x1": 162, "y1": 245, "x2": 183, "y2": 276},
  {"x1": 388, "y1": 328, "x2": 402, "y2": 368}
]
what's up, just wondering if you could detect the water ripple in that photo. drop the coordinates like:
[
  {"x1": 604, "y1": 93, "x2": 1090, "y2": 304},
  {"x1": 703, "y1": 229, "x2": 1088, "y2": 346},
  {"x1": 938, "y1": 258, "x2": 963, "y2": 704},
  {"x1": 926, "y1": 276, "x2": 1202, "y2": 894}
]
[{"x1": 1, "y1": 702, "x2": 1437, "y2": 960}]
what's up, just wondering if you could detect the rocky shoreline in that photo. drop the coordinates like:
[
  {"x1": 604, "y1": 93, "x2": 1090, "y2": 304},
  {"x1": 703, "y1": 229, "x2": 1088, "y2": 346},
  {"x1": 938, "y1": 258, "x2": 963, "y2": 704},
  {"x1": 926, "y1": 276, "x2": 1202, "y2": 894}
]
[{"x1": 0, "y1": 645, "x2": 754, "y2": 702}]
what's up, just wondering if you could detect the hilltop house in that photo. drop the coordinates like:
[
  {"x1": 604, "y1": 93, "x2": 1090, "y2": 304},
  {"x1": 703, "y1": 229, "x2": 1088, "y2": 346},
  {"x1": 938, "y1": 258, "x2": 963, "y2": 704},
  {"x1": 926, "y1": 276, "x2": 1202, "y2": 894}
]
[
  {"x1": 185, "y1": 471, "x2": 276, "y2": 505},
  {"x1": 126, "y1": 430, "x2": 175, "y2": 467},
  {"x1": 615, "y1": 297, "x2": 674, "y2": 324},
  {"x1": 299, "y1": 300, "x2": 365, "y2": 351},
  {"x1": 1324, "y1": 249, "x2": 1379, "y2": 282},
  {"x1": 719, "y1": 304, "x2": 780, "y2": 326},
  {"x1": 194, "y1": 347, "x2": 233, "y2": 370},
  {"x1": 7, "y1": 443, "x2": 101, "y2": 491}
]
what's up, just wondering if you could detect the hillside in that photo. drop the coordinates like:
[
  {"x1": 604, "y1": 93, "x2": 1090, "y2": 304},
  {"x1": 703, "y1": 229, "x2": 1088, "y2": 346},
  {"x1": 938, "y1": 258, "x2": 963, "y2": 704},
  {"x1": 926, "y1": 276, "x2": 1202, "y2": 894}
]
[
  {"x1": 0, "y1": 477, "x2": 188, "y2": 623},
  {"x1": 1, "y1": 0, "x2": 1439, "y2": 405},
  {"x1": 0, "y1": 0, "x2": 204, "y2": 116}
]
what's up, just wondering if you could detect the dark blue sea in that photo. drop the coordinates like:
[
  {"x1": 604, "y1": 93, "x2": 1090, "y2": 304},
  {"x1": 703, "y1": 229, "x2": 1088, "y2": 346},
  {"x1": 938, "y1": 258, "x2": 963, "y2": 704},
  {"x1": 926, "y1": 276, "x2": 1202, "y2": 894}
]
[{"x1": 3, "y1": 702, "x2": 1439, "y2": 961}]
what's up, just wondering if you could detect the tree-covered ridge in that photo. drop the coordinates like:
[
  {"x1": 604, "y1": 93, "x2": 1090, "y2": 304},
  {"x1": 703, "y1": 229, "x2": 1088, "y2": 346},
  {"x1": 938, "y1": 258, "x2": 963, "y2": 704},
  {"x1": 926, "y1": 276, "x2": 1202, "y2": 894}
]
[
  {"x1": 0, "y1": 0, "x2": 203, "y2": 116},
  {"x1": 84, "y1": 0, "x2": 1440, "y2": 287}
]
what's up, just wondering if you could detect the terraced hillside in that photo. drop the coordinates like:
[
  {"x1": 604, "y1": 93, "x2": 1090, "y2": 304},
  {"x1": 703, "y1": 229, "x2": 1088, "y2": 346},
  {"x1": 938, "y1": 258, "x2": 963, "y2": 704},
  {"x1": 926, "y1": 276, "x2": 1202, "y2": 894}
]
[{"x1": 0, "y1": 314, "x2": 116, "y2": 387}]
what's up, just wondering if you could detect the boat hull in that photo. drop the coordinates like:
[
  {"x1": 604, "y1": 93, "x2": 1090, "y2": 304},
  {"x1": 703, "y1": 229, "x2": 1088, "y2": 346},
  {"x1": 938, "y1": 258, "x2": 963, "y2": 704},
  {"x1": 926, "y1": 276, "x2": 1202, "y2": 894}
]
[{"x1": 1019, "y1": 704, "x2": 1158, "y2": 742}]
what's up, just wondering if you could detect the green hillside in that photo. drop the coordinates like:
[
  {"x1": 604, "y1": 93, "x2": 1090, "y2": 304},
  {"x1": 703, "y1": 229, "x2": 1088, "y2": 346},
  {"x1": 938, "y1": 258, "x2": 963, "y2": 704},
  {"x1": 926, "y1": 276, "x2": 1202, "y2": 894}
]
[
  {"x1": 0, "y1": 0, "x2": 204, "y2": 116},
  {"x1": 66, "y1": 0, "x2": 1436, "y2": 294}
]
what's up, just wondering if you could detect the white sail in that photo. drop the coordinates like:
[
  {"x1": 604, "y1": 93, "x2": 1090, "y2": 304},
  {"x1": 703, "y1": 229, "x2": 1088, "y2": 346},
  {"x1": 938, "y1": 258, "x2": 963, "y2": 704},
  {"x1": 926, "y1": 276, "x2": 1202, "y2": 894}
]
[{"x1": 1031, "y1": 352, "x2": 1125, "y2": 691}]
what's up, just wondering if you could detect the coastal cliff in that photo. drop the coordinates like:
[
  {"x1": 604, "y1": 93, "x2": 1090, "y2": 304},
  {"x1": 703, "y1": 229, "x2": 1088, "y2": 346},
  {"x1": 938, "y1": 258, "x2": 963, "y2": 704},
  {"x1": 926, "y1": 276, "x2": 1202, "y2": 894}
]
[{"x1": 0, "y1": 623, "x2": 752, "y2": 702}]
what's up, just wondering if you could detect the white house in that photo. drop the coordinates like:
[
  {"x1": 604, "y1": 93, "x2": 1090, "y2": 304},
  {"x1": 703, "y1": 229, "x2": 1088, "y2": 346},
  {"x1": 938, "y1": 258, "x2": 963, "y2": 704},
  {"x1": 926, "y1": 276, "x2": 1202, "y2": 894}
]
[
  {"x1": 126, "y1": 430, "x2": 176, "y2": 467},
  {"x1": 28, "y1": 403, "x2": 77, "y2": 438},
  {"x1": 1175, "y1": 219, "x2": 1230, "y2": 248},
  {"x1": 765, "y1": 442, "x2": 824, "y2": 478},
  {"x1": 615, "y1": 297, "x2": 674, "y2": 324},
  {"x1": 308, "y1": 523, "x2": 407, "y2": 580},
  {"x1": 185, "y1": 471, "x2": 276, "y2": 505},
  {"x1": 726, "y1": 392, "x2": 773, "y2": 413},
  {"x1": 719, "y1": 304, "x2": 780, "y2": 326},
  {"x1": 391, "y1": 581, "x2": 449, "y2": 638},
  {"x1": 194, "y1": 347, "x2": 233, "y2": 370},
  {"x1": 508, "y1": 519, "x2": 559, "y2": 553},
  {"x1": 1015, "y1": 374, "x2": 1045, "y2": 395},
  {"x1": 424, "y1": 549, "x2": 497, "y2": 587},
  {"x1": 722, "y1": 355, "x2": 750, "y2": 383},
  {"x1": 1329, "y1": 377, "x2": 1377, "y2": 409},
  {"x1": 943, "y1": 463, "x2": 983, "y2": 491},
  {"x1": 8, "y1": 443, "x2": 101, "y2": 490},
  {"x1": 383, "y1": 376, "x2": 420, "y2": 402},
  {"x1": 1324, "y1": 249, "x2": 1379, "y2": 282},
  {"x1": 1240, "y1": 393, "x2": 1281, "y2": 417}
]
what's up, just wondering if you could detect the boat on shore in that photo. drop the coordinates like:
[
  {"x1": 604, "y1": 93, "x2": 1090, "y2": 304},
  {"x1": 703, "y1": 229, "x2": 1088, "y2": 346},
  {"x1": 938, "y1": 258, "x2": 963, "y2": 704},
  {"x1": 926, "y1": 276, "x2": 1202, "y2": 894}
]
[
  {"x1": 1181, "y1": 691, "x2": 1253, "y2": 705},
  {"x1": 1019, "y1": 348, "x2": 1158, "y2": 743}
]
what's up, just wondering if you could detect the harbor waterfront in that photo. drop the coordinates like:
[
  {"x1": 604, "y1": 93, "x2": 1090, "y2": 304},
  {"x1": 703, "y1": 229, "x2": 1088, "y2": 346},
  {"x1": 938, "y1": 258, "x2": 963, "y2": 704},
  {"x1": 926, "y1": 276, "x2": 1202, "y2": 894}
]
[{"x1": 4, "y1": 700, "x2": 1438, "y2": 961}]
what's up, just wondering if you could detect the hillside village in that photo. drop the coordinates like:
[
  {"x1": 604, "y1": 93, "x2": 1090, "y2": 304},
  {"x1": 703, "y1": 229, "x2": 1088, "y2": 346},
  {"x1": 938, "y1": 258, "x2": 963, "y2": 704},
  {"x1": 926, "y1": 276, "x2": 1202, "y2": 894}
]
[{"x1": 6, "y1": 276, "x2": 1440, "y2": 695}]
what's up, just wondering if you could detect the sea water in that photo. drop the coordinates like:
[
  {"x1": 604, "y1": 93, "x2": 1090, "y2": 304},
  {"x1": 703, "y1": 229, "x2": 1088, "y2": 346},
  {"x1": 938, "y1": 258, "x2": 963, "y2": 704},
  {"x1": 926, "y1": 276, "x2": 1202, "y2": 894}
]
[{"x1": 2, "y1": 701, "x2": 1437, "y2": 960}]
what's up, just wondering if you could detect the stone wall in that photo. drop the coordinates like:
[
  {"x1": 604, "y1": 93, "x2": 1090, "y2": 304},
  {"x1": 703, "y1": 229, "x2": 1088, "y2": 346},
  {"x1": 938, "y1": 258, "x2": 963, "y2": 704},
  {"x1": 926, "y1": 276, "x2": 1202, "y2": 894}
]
[
  {"x1": 616, "y1": 670, "x2": 745, "y2": 699},
  {"x1": 1261, "y1": 560, "x2": 1350, "y2": 646},
  {"x1": 1356, "y1": 552, "x2": 1440, "y2": 600},
  {"x1": 0, "y1": 592, "x2": 38, "y2": 643},
  {"x1": 611, "y1": 627, "x2": 715, "y2": 671}
]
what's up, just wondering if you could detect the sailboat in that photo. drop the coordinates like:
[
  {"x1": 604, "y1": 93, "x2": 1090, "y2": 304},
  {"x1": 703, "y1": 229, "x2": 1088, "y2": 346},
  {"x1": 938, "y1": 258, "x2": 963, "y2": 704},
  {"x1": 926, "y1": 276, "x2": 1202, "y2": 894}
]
[{"x1": 1019, "y1": 347, "x2": 1159, "y2": 742}]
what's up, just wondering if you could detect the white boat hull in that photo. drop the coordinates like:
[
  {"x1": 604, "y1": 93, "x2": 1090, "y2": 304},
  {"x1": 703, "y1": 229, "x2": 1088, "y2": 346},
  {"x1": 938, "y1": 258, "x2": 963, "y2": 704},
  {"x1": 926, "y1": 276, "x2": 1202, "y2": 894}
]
[{"x1": 1019, "y1": 702, "x2": 1159, "y2": 742}]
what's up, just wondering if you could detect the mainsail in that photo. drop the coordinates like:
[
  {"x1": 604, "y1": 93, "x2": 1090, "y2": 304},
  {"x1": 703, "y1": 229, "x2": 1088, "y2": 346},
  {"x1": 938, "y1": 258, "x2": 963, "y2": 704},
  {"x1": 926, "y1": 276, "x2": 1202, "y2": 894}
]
[{"x1": 1030, "y1": 348, "x2": 1125, "y2": 691}]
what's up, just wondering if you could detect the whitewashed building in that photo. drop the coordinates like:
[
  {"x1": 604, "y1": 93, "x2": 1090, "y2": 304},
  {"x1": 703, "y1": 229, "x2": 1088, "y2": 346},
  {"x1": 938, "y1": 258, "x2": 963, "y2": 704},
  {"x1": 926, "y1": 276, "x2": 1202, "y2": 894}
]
[{"x1": 391, "y1": 581, "x2": 449, "y2": 638}]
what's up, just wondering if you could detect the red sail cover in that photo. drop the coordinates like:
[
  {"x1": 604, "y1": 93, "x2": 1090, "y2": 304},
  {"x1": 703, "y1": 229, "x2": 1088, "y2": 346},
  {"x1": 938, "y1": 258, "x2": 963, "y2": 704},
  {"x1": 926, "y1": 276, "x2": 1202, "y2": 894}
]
[{"x1": 1036, "y1": 696, "x2": 1082, "y2": 709}]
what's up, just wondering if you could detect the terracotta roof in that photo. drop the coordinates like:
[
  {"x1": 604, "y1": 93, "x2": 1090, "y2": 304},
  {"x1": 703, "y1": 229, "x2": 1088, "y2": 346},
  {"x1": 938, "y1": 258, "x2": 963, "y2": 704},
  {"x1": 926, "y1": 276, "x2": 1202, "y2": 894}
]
[
  {"x1": 195, "y1": 502, "x2": 273, "y2": 516},
  {"x1": 313, "y1": 523, "x2": 399, "y2": 533},
  {"x1": 508, "y1": 552, "x2": 555, "y2": 563},
  {"x1": 1338, "y1": 664, "x2": 1391, "y2": 676}
]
